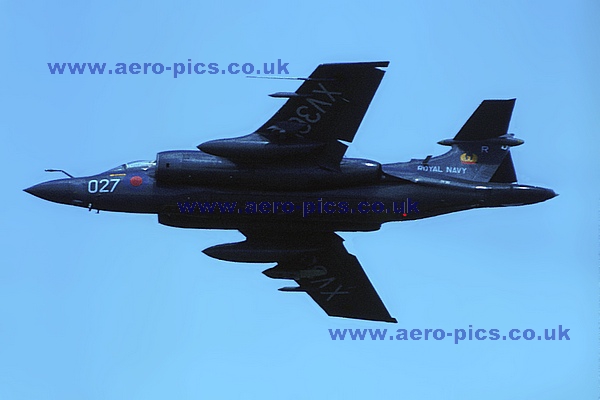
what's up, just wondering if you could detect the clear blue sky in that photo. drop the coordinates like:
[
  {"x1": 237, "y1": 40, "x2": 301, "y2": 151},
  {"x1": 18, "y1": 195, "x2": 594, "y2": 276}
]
[{"x1": 2, "y1": 1, "x2": 598, "y2": 398}]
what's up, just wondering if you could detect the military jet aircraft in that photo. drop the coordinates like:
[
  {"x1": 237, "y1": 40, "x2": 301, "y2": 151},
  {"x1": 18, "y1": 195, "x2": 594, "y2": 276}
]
[{"x1": 25, "y1": 61, "x2": 556, "y2": 323}]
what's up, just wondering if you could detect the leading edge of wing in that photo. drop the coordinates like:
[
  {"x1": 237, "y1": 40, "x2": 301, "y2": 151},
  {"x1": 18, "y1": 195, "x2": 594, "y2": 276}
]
[{"x1": 255, "y1": 231, "x2": 397, "y2": 323}]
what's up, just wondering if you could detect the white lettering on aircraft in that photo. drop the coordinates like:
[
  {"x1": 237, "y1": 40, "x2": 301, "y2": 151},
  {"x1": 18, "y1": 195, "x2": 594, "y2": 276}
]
[
  {"x1": 321, "y1": 284, "x2": 350, "y2": 301},
  {"x1": 300, "y1": 256, "x2": 351, "y2": 301},
  {"x1": 416, "y1": 165, "x2": 467, "y2": 174},
  {"x1": 445, "y1": 166, "x2": 467, "y2": 174},
  {"x1": 416, "y1": 165, "x2": 442, "y2": 172},
  {"x1": 88, "y1": 178, "x2": 120, "y2": 193},
  {"x1": 311, "y1": 275, "x2": 350, "y2": 301}
]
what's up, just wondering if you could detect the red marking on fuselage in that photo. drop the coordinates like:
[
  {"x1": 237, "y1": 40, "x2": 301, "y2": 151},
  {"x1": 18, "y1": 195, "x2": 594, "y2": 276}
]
[{"x1": 130, "y1": 176, "x2": 143, "y2": 187}]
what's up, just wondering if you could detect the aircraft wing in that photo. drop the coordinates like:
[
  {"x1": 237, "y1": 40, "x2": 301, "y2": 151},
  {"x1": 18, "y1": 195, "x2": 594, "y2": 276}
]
[
  {"x1": 256, "y1": 61, "x2": 389, "y2": 143},
  {"x1": 256, "y1": 232, "x2": 397, "y2": 323},
  {"x1": 198, "y1": 62, "x2": 389, "y2": 170}
]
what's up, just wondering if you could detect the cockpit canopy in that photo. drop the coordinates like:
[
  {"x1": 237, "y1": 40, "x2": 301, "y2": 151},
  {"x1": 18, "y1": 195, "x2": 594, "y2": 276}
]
[{"x1": 108, "y1": 160, "x2": 156, "y2": 172}]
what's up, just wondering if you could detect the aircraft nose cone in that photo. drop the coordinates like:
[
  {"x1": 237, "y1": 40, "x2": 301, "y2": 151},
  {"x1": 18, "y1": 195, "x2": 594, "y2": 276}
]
[{"x1": 24, "y1": 179, "x2": 75, "y2": 204}]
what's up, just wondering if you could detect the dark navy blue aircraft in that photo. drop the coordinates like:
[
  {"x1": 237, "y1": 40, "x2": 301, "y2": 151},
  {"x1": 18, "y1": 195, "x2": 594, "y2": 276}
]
[{"x1": 25, "y1": 62, "x2": 556, "y2": 323}]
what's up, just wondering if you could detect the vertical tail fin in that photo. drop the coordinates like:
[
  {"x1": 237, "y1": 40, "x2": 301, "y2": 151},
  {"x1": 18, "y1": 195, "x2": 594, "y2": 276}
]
[
  {"x1": 433, "y1": 99, "x2": 520, "y2": 182},
  {"x1": 383, "y1": 99, "x2": 523, "y2": 183},
  {"x1": 454, "y1": 99, "x2": 515, "y2": 141}
]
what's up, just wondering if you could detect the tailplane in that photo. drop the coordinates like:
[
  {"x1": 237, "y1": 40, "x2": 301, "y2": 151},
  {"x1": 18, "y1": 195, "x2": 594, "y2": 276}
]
[{"x1": 383, "y1": 99, "x2": 523, "y2": 183}]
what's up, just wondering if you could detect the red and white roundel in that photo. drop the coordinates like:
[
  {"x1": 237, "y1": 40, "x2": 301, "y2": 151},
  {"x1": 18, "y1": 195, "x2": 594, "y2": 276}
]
[{"x1": 130, "y1": 176, "x2": 143, "y2": 187}]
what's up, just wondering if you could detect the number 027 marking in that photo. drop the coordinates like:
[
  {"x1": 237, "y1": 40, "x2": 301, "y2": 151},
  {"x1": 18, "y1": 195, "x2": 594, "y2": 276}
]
[{"x1": 88, "y1": 179, "x2": 120, "y2": 193}]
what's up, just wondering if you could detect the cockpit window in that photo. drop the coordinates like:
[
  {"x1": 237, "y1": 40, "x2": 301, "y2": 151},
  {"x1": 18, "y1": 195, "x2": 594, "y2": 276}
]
[
  {"x1": 124, "y1": 160, "x2": 156, "y2": 170},
  {"x1": 107, "y1": 164, "x2": 125, "y2": 172},
  {"x1": 107, "y1": 160, "x2": 156, "y2": 173}
]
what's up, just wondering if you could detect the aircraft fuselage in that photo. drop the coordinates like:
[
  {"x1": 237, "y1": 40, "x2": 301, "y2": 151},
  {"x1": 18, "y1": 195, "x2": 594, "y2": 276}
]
[{"x1": 25, "y1": 155, "x2": 555, "y2": 233}]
